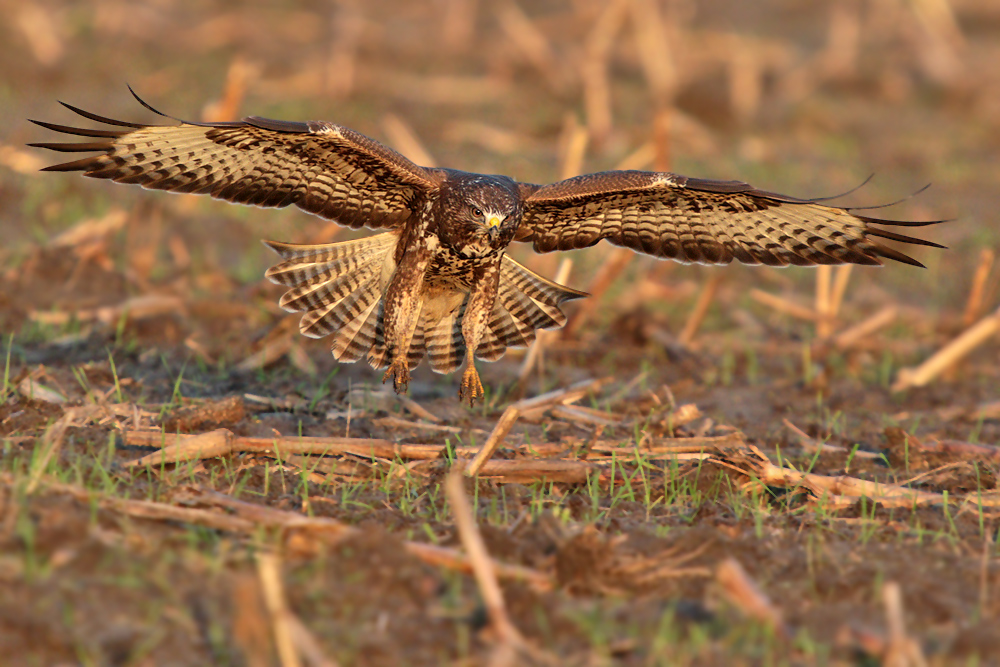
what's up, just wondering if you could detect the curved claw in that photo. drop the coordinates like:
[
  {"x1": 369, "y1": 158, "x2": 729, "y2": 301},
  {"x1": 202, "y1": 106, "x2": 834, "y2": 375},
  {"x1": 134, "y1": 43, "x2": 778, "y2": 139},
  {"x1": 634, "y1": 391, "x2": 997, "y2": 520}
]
[
  {"x1": 459, "y1": 365, "x2": 485, "y2": 407},
  {"x1": 382, "y1": 360, "x2": 411, "y2": 395}
]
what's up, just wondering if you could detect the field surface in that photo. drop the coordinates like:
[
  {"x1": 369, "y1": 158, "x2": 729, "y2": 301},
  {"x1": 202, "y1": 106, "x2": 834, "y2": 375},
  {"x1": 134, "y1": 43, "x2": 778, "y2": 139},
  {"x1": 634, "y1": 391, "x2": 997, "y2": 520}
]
[{"x1": 2, "y1": 1, "x2": 999, "y2": 665}]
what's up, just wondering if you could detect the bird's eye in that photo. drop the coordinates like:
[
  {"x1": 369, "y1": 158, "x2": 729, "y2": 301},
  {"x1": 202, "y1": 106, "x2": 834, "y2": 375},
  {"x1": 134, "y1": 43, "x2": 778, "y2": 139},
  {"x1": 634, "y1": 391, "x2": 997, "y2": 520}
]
[{"x1": 473, "y1": 208, "x2": 483, "y2": 218}]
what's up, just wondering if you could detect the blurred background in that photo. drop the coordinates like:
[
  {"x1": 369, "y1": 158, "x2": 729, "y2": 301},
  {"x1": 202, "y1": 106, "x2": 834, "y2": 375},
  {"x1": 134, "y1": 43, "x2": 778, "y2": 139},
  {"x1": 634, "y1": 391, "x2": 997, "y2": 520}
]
[
  {"x1": 1, "y1": 0, "x2": 997, "y2": 396},
  {"x1": 4, "y1": 5, "x2": 1000, "y2": 662}
]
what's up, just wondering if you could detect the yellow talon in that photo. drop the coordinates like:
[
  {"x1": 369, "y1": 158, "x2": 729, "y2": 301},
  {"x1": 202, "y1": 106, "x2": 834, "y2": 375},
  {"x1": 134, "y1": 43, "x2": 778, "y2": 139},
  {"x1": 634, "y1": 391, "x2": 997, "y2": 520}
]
[
  {"x1": 459, "y1": 365, "x2": 485, "y2": 406},
  {"x1": 382, "y1": 360, "x2": 411, "y2": 394}
]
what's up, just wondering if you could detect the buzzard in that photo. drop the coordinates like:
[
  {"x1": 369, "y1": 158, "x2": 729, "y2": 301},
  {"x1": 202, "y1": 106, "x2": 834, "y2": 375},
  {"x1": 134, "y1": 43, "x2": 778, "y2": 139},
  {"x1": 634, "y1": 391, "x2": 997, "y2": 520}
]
[{"x1": 30, "y1": 91, "x2": 943, "y2": 404}]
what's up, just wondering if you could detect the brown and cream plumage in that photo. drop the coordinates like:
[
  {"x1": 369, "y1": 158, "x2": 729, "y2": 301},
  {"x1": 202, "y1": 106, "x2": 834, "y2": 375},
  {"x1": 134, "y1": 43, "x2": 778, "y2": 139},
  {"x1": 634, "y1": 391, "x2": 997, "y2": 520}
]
[{"x1": 30, "y1": 90, "x2": 944, "y2": 403}]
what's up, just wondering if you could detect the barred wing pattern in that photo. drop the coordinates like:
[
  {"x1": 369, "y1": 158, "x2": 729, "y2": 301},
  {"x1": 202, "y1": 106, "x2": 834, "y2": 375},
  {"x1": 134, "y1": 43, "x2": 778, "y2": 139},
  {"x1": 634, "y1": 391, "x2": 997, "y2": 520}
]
[
  {"x1": 29, "y1": 94, "x2": 441, "y2": 230},
  {"x1": 517, "y1": 171, "x2": 943, "y2": 267}
]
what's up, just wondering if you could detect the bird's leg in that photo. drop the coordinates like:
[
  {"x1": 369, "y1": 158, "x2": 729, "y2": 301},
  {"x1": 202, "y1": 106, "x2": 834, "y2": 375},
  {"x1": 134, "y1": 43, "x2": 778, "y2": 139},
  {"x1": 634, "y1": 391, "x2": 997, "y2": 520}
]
[
  {"x1": 380, "y1": 243, "x2": 431, "y2": 395},
  {"x1": 382, "y1": 360, "x2": 412, "y2": 394},
  {"x1": 459, "y1": 263, "x2": 500, "y2": 406},
  {"x1": 460, "y1": 363, "x2": 485, "y2": 406}
]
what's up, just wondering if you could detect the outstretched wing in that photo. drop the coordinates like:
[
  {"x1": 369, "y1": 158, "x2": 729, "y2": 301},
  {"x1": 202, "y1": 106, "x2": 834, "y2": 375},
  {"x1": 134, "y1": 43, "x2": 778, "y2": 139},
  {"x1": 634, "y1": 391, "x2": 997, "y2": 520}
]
[
  {"x1": 29, "y1": 89, "x2": 443, "y2": 230},
  {"x1": 515, "y1": 171, "x2": 944, "y2": 267}
]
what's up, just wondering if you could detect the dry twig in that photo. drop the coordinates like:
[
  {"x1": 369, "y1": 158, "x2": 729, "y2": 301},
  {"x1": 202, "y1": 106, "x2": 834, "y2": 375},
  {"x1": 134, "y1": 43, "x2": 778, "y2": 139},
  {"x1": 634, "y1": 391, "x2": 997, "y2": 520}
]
[
  {"x1": 30, "y1": 295, "x2": 186, "y2": 327},
  {"x1": 886, "y1": 428, "x2": 1000, "y2": 463},
  {"x1": 325, "y1": 3, "x2": 364, "y2": 99},
  {"x1": 716, "y1": 558, "x2": 787, "y2": 638},
  {"x1": 202, "y1": 56, "x2": 253, "y2": 121},
  {"x1": 125, "y1": 429, "x2": 415, "y2": 465},
  {"x1": 466, "y1": 406, "x2": 521, "y2": 477},
  {"x1": 715, "y1": 443, "x2": 948, "y2": 508},
  {"x1": 441, "y1": 0, "x2": 477, "y2": 51},
  {"x1": 893, "y1": 305, "x2": 1000, "y2": 391},
  {"x1": 882, "y1": 582, "x2": 927, "y2": 667},
  {"x1": 473, "y1": 459, "x2": 594, "y2": 484},
  {"x1": 381, "y1": 113, "x2": 436, "y2": 168},
  {"x1": 750, "y1": 288, "x2": 818, "y2": 322},
  {"x1": 549, "y1": 404, "x2": 622, "y2": 427},
  {"x1": 256, "y1": 552, "x2": 303, "y2": 667},
  {"x1": 834, "y1": 306, "x2": 898, "y2": 350},
  {"x1": 123, "y1": 419, "x2": 727, "y2": 471},
  {"x1": 444, "y1": 472, "x2": 528, "y2": 649},
  {"x1": 962, "y1": 248, "x2": 995, "y2": 327},
  {"x1": 512, "y1": 377, "x2": 610, "y2": 420},
  {"x1": 396, "y1": 394, "x2": 443, "y2": 423},
  {"x1": 678, "y1": 274, "x2": 722, "y2": 347},
  {"x1": 783, "y1": 419, "x2": 880, "y2": 459},
  {"x1": 26, "y1": 409, "x2": 78, "y2": 494}
]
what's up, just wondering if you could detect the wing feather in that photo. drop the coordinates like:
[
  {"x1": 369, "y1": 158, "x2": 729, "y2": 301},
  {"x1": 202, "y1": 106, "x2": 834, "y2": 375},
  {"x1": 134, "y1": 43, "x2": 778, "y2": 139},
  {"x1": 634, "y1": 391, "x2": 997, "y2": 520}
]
[
  {"x1": 517, "y1": 171, "x2": 945, "y2": 268},
  {"x1": 29, "y1": 90, "x2": 444, "y2": 231}
]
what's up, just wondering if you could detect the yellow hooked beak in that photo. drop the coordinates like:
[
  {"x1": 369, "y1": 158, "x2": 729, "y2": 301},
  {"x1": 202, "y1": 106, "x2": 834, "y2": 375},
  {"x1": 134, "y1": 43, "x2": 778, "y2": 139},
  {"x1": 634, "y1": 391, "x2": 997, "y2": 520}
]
[{"x1": 487, "y1": 216, "x2": 502, "y2": 239}]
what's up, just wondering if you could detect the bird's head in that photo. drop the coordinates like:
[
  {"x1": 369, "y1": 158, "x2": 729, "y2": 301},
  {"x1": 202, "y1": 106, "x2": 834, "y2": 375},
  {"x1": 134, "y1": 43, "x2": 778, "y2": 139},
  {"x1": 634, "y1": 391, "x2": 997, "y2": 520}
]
[{"x1": 442, "y1": 173, "x2": 522, "y2": 255}]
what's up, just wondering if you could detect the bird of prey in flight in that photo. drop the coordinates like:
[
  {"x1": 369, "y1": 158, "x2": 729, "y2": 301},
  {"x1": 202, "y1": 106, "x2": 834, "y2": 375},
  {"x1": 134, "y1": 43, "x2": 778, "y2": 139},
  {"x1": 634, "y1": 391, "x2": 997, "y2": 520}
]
[{"x1": 30, "y1": 90, "x2": 943, "y2": 404}]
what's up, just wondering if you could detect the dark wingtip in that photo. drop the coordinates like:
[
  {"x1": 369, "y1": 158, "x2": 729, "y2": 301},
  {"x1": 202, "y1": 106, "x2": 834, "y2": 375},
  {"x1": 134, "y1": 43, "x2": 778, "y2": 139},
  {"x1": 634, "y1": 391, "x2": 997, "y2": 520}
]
[
  {"x1": 127, "y1": 83, "x2": 176, "y2": 120},
  {"x1": 126, "y1": 84, "x2": 245, "y2": 128},
  {"x1": 36, "y1": 155, "x2": 101, "y2": 172},
  {"x1": 877, "y1": 245, "x2": 927, "y2": 268},
  {"x1": 865, "y1": 227, "x2": 948, "y2": 250},
  {"x1": 27, "y1": 141, "x2": 110, "y2": 153},
  {"x1": 57, "y1": 100, "x2": 146, "y2": 128},
  {"x1": 28, "y1": 118, "x2": 128, "y2": 138},
  {"x1": 794, "y1": 173, "x2": 877, "y2": 204},
  {"x1": 846, "y1": 182, "x2": 934, "y2": 212},
  {"x1": 859, "y1": 214, "x2": 952, "y2": 229}
]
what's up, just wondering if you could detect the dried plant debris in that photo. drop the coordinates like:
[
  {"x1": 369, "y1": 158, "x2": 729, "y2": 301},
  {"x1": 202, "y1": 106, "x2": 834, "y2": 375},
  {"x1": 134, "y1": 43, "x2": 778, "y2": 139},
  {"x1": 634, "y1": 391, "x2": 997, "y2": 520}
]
[{"x1": 3, "y1": 0, "x2": 999, "y2": 664}]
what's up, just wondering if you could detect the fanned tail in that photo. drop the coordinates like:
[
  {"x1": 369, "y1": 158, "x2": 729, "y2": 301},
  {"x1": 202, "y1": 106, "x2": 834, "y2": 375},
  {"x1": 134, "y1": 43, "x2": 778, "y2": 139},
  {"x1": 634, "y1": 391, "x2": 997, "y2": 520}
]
[
  {"x1": 264, "y1": 232, "x2": 397, "y2": 364},
  {"x1": 423, "y1": 255, "x2": 587, "y2": 374},
  {"x1": 266, "y1": 236, "x2": 585, "y2": 374}
]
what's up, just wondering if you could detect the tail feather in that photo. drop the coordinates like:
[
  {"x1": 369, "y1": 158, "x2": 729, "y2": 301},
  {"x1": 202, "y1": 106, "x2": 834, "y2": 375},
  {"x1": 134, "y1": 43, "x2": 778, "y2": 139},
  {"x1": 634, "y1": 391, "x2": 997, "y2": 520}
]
[
  {"x1": 427, "y1": 255, "x2": 586, "y2": 372},
  {"x1": 368, "y1": 316, "x2": 389, "y2": 369},
  {"x1": 266, "y1": 232, "x2": 396, "y2": 362},
  {"x1": 291, "y1": 261, "x2": 381, "y2": 339},
  {"x1": 333, "y1": 299, "x2": 383, "y2": 362},
  {"x1": 265, "y1": 233, "x2": 395, "y2": 282},
  {"x1": 426, "y1": 308, "x2": 465, "y2": 373},
  {"x1": 487, "y1": 255, "x2": 586, "y2": 352},
  {"x1": 475, "y1": 327, "x2": 508, "y2": 361},
  {"x1": 297, "y1": 295, "x2": 345, "y2": 339},
  {"x1": 491, "y1": 289, "x2": 539, "y2": 348},
  {"x1": 406, "y1": 315, "x2": 427, "y2": 370},
  {"x1": 266, "y1": 234, "x2": 586, "y2": 374},
  {"x1": 279, "y1": 258, "x2": 381, "y2": 314},
  {"x1": 501, "y1": 258, "x2": 587, "y2": 307},
  {"x1": 486, "y1": 305, "x2": 527, "y2": 348}
]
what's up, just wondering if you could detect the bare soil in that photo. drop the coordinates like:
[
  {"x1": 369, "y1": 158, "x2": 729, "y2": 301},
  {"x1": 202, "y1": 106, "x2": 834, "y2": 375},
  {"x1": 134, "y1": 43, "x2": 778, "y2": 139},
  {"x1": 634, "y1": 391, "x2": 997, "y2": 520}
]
[{"x1": 2, "y1": 1, "x2": 999, "y2": 665}]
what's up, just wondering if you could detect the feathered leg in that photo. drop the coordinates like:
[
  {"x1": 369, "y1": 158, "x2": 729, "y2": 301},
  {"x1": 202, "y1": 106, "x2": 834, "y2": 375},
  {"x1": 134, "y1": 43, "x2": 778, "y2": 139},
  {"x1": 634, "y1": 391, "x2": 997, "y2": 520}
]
[
  {"x1": 380, "y1": 243, "x2": 431, "y2": 394},
  {"x1": 459, "y1": 262, "x2": 501, "y2": 406}
]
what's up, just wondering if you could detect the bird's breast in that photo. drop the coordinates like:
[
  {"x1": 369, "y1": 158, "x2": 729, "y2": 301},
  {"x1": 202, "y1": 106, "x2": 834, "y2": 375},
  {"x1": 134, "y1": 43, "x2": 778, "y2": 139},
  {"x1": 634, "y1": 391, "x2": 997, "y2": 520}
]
[
  {"x1": 426, "y1": 252, "x2": 482, "y2": 288},
  {"x1": 420, "y1": 285, "x2": 467, "y2": 327}
]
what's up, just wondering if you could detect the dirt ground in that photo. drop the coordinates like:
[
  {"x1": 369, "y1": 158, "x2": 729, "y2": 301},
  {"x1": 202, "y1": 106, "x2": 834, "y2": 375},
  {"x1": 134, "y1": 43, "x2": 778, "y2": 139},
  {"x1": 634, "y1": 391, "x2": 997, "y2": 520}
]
[{"x1": 2, "y1": 1, "x2": 1000, "y2": 665}]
